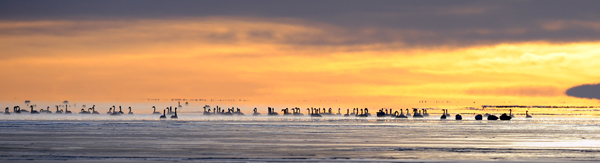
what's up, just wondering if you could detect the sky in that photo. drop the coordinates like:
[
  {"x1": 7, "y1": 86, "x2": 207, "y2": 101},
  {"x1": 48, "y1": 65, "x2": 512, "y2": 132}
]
[{"x1": 2, "y1": 0, "x2": 600, "y2": 109}]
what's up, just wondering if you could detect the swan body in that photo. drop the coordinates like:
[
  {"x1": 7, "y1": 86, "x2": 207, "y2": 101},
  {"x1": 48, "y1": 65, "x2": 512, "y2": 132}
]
[
  {"x1": 455, "y1": 114, "x2": 462, "y2": 120},
  {"x1": 118, "y1": 106, "x2": 124, "y2": 114},
  {"x1": 500, "y1": 113, "x2": 511, "y2": 120},
  {"x1": 79, "y1": 108, "x2": 90, "y2": 114},
  {"x1": 4, "y1": 107, "x2": 10, "y2": 114},
  {"x1": 109, "y1": 106, "x2": 120, "y2": 116},
  {"x1": 413, "y1": 109, "x2": 423, "y2": 118},
  {"x1": 440, "y1": 109, "x2": 447, "y2": 120},
  {"x1": 170, "y1": 108, "x2": 178, "y2": 119},
  {"x1": 30, "y1": 106, "x2": 39, "y2": 114},
  {"x1": 475, "y1": 114, "x2": 483, "y2": 120},
  {"x1": 487, "y1": 115, "x2": 498, "y2": 120},
  {"x1": 422, "y1": 109, "x2": 430, "y2": 117},
  {"x1": 43, "y1": 106, "x2": 52, "y2": 114},
  {"x1": 267, "y1": 107, "x2": 279, "y2": 116},
  {"x1": 499, "y1": 109, "x2": 512, "y2": 120},
  {"x1": 64, "y1": 105, "x2": 72, "y2": 114},
  {"x1": 55, "y1": 106, "x2": 63, "y2": 114},
  {"x1": 91, "y1": 105, "x2": 99, "y2": 114},
  {"x1": 395, "y1": 109, "x2": 407, "y2": 118},
  {"x1": 376, "y1": 109, "x2": 386, "y2": 117},
  {"x1": 19, "y1": 106, "x2": 29, "y2": 113},
  {"x1": 526, "y1": 110, "x2": 532, "y2": 118},
  {"x1": 128, "y1": 107, "x2": 133, "y2": 114},
  {"x1": 159, "y1": 109, "x2": 167, "y2": 119}
]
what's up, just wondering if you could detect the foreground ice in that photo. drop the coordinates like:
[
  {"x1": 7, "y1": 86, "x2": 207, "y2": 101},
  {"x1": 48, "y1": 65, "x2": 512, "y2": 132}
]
[{"x1": 0, "y1": 114, "x2": 600, "y2": 162}]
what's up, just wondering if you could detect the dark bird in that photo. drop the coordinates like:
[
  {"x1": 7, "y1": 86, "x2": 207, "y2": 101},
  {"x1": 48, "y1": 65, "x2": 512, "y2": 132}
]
[
  {"x1": 487, "y1": 114, "x2": 498, "y2": 120},
  {"x1": 499, "y1": 109, "x2": 512, "y2": 120},
  {"x1": 395, "y1": 109, "x2": 407, "y2": 118},
  {"x1": 30, "y1": 106, "x2": 39, "y2": 114},
  {"x1": 159, "y1": 109, "x2": 167, "y2": 119},
  {"x1": 475, "y1": 114, "x2": 483, "y2": 120},
  {"x1": 440, "y1": 109, "x2": 447, "y2": 120},
  {"x1": 55, "y1": 105, "x2": 63, "y2": 114},
  {"x1": 91, "y1": 105, "x2": 99, "y2": 114},
  {"x1": 170, "y1": 108, "x2": 178, "y2": 119},
  {"x1": 64, "y1": 105, "x2": 72, "y2": 114}
]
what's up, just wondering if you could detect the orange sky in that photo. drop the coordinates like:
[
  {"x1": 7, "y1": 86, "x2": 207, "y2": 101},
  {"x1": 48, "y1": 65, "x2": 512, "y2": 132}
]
[{"x1": 2, "y1": 18, "x2": 600, "y2": 108}]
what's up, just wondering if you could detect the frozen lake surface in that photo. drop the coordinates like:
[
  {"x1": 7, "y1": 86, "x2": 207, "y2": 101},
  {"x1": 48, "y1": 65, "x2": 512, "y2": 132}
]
[{"x1": 1, "y1": 114, "x2": 600, "y2": 162}]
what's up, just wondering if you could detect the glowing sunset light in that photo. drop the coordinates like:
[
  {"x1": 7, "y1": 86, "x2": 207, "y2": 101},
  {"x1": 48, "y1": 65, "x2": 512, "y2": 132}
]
[{"x1": 2, "y1": 18, "x2": 600, "y2": 108}]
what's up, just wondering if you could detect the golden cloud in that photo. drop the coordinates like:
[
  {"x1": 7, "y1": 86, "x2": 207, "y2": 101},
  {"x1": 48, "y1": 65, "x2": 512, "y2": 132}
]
[{"x1": 1, "y1": 18, "x2": 599, "y2": 108}]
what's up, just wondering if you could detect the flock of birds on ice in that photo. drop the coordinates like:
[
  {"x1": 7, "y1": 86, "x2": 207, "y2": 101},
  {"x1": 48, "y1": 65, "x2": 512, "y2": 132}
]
[{"x1": 3, "y1": 101, "x2": 533, "y2": 121}]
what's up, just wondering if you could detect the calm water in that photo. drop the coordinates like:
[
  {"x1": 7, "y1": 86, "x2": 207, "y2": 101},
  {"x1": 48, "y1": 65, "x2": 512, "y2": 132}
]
[{"x1": 1, "y1": 114, "x2": 600, "y2": 162}]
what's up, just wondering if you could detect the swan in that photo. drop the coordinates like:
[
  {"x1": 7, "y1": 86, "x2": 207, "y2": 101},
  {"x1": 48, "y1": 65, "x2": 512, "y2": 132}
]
[
  {"x1": 13, "y1": 106, "x2": 19, "y2": 114},
  {"x1": 396, "y1": 109, "x2": 407, "y2": 118},
  {"x1": 30, "y1": 106, "x2": 39, "y2": 114},
  {"x1": 268, "y1": 107, "x2": 279, "y2": 116},
  {"x1": 487, "y1": 114, "x2": 498, "y2": 120},
  {"x1": 310, "y1": 108, "x2": 322, "y2": 117},
  {"x1": 44, "y1": 106, "x2": 52, "y2": 114},
  {"x1": 128, "y1": 107, "x2": 133, "y2": 114},
  {"x1": 422, "y1": 109, "x2": 430, "y2": 117},
  {"x1": 293, "y1": 107, "x2": 303, "y2": 116},
  {"x1": 499, "y1": 113, "x2": 511, "y2": 120},
  {"x1": 440, "y1": 109, "x2": 447, "y2": 120},
  {"x1": 336, "y1": 108, "x2": 341, "y2": 116},
  {"x1": 64, "y1": 105, "x2": 72, "y2": 114},
  {"x1": 526, "y1": 110, "x2": 532, "y2": 118},
  {"x1": 4, "y1": 107, "x2": 10, "y2": 114},
  {"x1": 355, "y1": 108, "x2": 368, "y2": 117},
  {"x1": 282, "y1": 108, "x2": 292, "y2": 115},
  {"x1": 405, "y1": 109, "x2": 411, "y2": 117},
  {"x1": 107, "y1": 107, "x2": 113, "y2": 114},
  {"x1": 153, "y1": 106, "x2": 161, "y2": 114},
  {"x1": 79, "y1": 108, "x2": 90, "y2": 114},
  {"x1": 499, "y1": 110, "x2": 512, "y2": 120},
  {"x1": 475, "y1": 114, "x2": 483, "y2": 120},
  {"x1": 109, "y1": 106, "x2": 120, "y2": 116},
  {"x1": 203, "y1": 105, "x2": 212, "y2": 115},
  {"x1": 91, "y1": 105, "x2": 99, "y2": 114},
  {"x1": 118, "y1": 106, "x2": 124, "y2": 114},
  {"x1": 235, "y1": 108, "x2": 244, "y2": 116},
  {"x1": 170, "y1": 108, "x2": 178, "y2": 119},
  {"x1": 159, "y1": 109, "x2": 167, "y2": 119},
  {"x1": 376, "y1": 108, "x2": 386, "y2": 117},
  {"x1": 19, "y1": 105, "x2": 29, "y2": 113},
  {"x1": 499, "y1": 109, "x2": 512, "y2": 120},
  {"x1": 55, "y1": 105, "x2": 63, "y2": 114},
  {"x1": 455, "y1": 114, "x2": 462, "y2": 120},
  {"x1": 390, "y1": 109, "x2": 397, "y2": 117},
  {"x1": 413, "y1": 109, "x2": 423, "y2": 118},
  {"x1": 253, "y1": 107, "x2": 260, "y2": 116}
]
